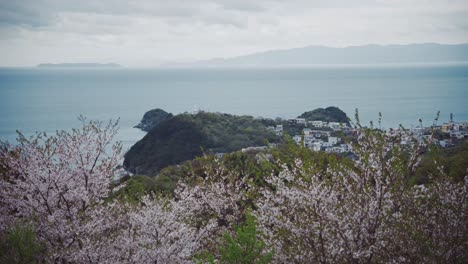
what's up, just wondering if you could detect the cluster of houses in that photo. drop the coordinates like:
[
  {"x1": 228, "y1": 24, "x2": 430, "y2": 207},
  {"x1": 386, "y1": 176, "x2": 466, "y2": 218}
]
[
  {"x1": 266, "y1": 119, "x2": 352, "y2": 153},
  {"x1": 275, "y1": 114, "x2": 467, "y2": 153},
  {"x1": 286, "y1": 118, "x2": 348, "y2": 130},
  {"x1": 440, "y1": 114, "x2": 468, "y2": 141},
  {"x1": 247, "y1": 114, "x2": 468, "y2": 157},
  {"x1": 387, "y1": 113, "x2": 468, "y2": 148},
  {"x1": 291, "y1": 128, "x2": 351, "y2": 153},
  {"x1": 268, "y1": 118, "x2": 349, "y2": 136},
  {"x1": 434, "y1": 119, "x2": 468, "y2": 148}
]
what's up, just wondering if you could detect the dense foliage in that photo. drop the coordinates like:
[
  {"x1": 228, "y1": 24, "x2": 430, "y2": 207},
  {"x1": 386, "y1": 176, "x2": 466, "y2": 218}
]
[
  {"x1": 199, "y1": 212, "x2": 273, "y2": 264},
  {"x1": 124, "y1": 112, "x2": 279, "y2": 175},
  {"x1": 1, "y1": 119, "x2": 467, "y2": 263},
  {"x1": 414, "y1": 142, "x2": 468, "y2": 184},
  {"x1": 298, "y1": 106, "x2": 350, "y2": 124},
  {"x1": 0, "y1": 221, "x2": 44, "y2": 263}
]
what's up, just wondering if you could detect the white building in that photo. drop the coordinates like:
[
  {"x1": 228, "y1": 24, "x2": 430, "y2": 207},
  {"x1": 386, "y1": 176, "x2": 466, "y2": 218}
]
[
  {"x1": 439, "y1": 140, "x2": 447, "y2": 148},
  {"x1": 293, "y1": 135, "x2": 302, "y2": 145},
  {"x1": 328, "y1": 136, "x2": 340, "y2": 145},
  {"x1": 328, "y1": 122, "x2": 345, "y2": 130},
  {"x1": 242, "y1": 146, "x2": 268, "y2": 152},
  {"x1": 326, "y1": 146, "x2": 344, "y2": 153},
  {"x1": 310, "y1": 142, "x2": 323, "y2": 152},
  {"x1": 310, "y1": 120, "x2": 325, "y2": 128},
  {"x1": 450, "y1": 132, "x2": 464, "y2": 139},
  {"x1": 294, "y1": 118, "x2": 306, "y2": 125},
  {"x1": 340, "y1": 144, "x2": 350, "y2": 152}
]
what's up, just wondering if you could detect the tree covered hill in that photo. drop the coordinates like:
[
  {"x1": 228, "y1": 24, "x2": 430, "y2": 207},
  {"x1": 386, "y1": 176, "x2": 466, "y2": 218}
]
[
  {"x1": 134, "y1": 108, "x2": 173, "y2": 132},
  {"x1": 124, "y1": 111, "x2": 279, "y2": 175},
  {"x1": 298, "y1": 106, "x2": 350, "y2": 125}
]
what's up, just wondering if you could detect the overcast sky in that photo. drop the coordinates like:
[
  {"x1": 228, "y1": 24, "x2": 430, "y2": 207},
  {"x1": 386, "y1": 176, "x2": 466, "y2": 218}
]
[{"x1": 1, "y1": 0, "x2": 467, "y2": 67}]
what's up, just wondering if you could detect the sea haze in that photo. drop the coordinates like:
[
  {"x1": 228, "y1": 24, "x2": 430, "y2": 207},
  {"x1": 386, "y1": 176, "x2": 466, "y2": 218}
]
[{"x1": 0, "y1": 64, "x2": 467, "y2": 150}]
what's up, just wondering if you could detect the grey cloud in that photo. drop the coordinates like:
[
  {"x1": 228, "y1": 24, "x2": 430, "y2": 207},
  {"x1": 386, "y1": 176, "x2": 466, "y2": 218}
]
[
  {"x1": 217, "y1": 1, "x2": 267, "y2": 12},
  {"x1": 0, "y1": 0, "x2": 55, "y2": 27},
  {"x1": 0, "y1": 0, "x2": 467, "y2": 67},
  {"x1": 3, "y1": 0, "x2": 466, "y2": 28},
  {"x1": 0, "y1": 0, "x2": 263, "y2": 27},
  {"x1": 0, "y1": 1, "x2": 198, "y2": 27}
]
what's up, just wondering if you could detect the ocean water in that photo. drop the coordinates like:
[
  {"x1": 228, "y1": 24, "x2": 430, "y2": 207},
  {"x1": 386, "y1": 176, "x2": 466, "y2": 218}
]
[{"x1": 0, "y1": 64, "x2": 467, "y2": 151}]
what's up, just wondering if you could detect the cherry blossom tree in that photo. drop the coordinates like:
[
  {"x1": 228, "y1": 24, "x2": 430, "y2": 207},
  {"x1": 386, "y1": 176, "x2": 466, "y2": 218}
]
[
  {"x1": 0, "y1": 118, "x2": 125, "y2": 262},
  {"x1": 254, "y1": 128, "x2": 467, "y2": 263},
  {"x1": 113, "y1": 195, "x2": 217, "y2": 263},
  {"x1": 175, "y1": 156, "x2": 249, "y2": 226},
  {"x1": 396, "y1": 175, "x2": 467, "y2": 263},
  {"x1": 0, "y1": 119, "x2": 223, "y2": 263}
]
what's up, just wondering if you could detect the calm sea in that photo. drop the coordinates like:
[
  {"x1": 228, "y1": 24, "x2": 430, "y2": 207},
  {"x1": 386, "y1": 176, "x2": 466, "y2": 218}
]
[{"x1": 1, "y1": 64, "x2": 467, "y2": 151}]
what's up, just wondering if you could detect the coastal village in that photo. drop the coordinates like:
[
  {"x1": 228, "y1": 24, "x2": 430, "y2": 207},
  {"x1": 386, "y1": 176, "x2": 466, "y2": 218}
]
[
  {"x1": 386, "y1": 113, "x2": 468, "y2": 148},
  {"x1": 266, "y1": 118, "x2": 352, "y2": 154},
  {"x1": 246, "y1": 114, "x2": 468, "y2": 155}
]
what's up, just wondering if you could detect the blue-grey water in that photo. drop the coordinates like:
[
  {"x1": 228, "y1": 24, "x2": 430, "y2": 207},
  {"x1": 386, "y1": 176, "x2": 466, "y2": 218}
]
[{"x1": 0, "y1": 64, "x2": 467, "y2": 151}]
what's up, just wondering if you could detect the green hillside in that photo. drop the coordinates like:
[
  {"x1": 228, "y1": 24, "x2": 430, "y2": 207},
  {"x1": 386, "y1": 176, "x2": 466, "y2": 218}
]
[
  {"x1": 123, "y1": 112, "x2": 278, "y2": 175},
  {"x1": 298, "y1": 106, "x2": 350, "y2": 124}
]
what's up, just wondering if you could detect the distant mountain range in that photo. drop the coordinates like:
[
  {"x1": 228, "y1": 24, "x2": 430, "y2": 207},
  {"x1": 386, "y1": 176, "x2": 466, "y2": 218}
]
[
  {"x1": 37, "y1": 63, "x2": 122, "y2": 68},
  {"x1": 176, "y1": 43, "x2": 468, "y2": 67}
]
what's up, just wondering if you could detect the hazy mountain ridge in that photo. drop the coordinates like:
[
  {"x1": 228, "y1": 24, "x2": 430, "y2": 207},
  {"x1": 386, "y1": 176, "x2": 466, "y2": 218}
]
[{"x1": 180, "y1": 43, "x2": 468, "y2": 67}]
